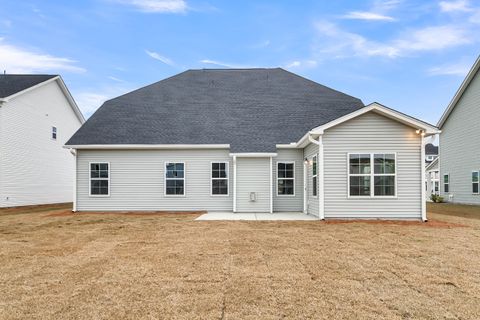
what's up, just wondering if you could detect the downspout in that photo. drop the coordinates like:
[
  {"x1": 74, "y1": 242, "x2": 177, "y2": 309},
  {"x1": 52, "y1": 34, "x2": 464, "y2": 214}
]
[
  {"x1": 420, "y1": 133, "x2": 427, "y2": 222},
  {"x1": 308, "y1": 134, "x2": 324, "y2": 220},
  {"x1": 233, "y1": 155, "x2": 237, "y2": 213},
  {"x1": 269, "y1": 156, "x2": 273, "y2": 213},
  {"x1": 69, "y1": 149, "x2": 77, "y2": 212}
]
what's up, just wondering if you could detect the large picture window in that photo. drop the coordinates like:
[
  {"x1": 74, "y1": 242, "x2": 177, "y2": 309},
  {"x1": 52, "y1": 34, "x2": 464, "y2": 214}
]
[
  {"x1": 165, "y1": 162, "x2": 185, "y2": 196},
  {"x1": 277, "y1": 162, "x2": 295, "y2": 196},
  {"x1": 90, "y1": 162, "x2": 109, "y2": 196},
  {"x1": 348, "y1": 153, "x2": 396, "y2": 197},
  {"x1": 472, "y1": 171, "x2": 479, "y2": 194},
  {"x1": 312, "y1": 155, "x2": 317, "y2": 197},
  {"x1": 211, "y1": 162, "x2": 228, "y2": 195}
]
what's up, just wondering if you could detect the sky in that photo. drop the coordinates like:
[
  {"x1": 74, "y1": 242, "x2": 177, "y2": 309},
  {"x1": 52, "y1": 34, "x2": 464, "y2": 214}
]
[{"x1": 0, "y1": 0, "x2": 479, "y2": 126}]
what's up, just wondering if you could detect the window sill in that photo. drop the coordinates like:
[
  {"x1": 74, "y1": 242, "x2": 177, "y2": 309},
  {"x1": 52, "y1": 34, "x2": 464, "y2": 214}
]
[{"x1": 89, "y1": 195, "x2": 110, "y2": 198}]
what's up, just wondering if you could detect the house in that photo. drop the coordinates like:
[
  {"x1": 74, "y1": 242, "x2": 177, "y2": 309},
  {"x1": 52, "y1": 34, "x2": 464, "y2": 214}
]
[
  {"x1": 438, "y1": 55, "x2": 480, "y2": 204},
  {"x1": 425, "y1": 143, "x2": 438, "y2": 164},
  {"x1": 65, "y1": 68, "x2": 439, "y2": 220},
  {"x1": 0, "y1": 75, "x2": 85, "y2": 207},
  {"x1": 426, "y1": 157, "x2": 439, "y2": 199}
]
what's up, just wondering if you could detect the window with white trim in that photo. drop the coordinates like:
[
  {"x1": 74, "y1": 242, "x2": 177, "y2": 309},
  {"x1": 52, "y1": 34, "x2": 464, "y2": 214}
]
[
  {"x1": 52, "y1": 126, "x2": 57, "y2": 140},
  {"x1": 312, "y1": 156, "x2": 317, "y2": 197},
  {"x1": 165, "y1": 162, "x2": 185, "y2": 195},
  {"x1": 443, "y1": 174, "x2": 449, "y2": 193},
  {"x1": 211, "y1": 162, "x2": 228, "y2": 195},
  {"x1": 348, "y1": 153, "x2": 396, "y2": 197},
  {"x1": 434, "y1": 181, "x2": 439, "y2": 193},
  {"x1": 90, "y1": 163, "x2": 109, "y2": 196},
  {"x1": 277, "y1": 162, "x2": 295, "y2": 196},
  {"x1": 472, "y1": 171, "x2": 479, "y2": 194}
]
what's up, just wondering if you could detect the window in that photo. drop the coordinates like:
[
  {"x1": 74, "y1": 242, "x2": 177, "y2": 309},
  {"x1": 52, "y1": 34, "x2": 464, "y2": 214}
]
[
  {"x1": 348, "y1": 153, "x2": 396, "y2": 197},
  {"x1": 89, "y1": 163, "x2": 109, "y2": 196},
  {"x1": 52, "y1": 126, "x2": 57, "y2": 140},
  {"x1": 312, "y1": 155, "x2": 317, "y2": 197},
  {"x1": 277, "y1": 162, "x2": 295, "y2": 196},
  {"x1": 211, "y1": 162, "x2": 228, "y2": 195},
  {"x1": 434, "y1": 181, "x2": 439, "y2": 193},
  {"x1": 472, "y1": 171, "x2": 479, "y2": 194},
  {"x1": 373, "y1": 154, "x2": 396, "y2": 196},
  {"x1": 443, "y1": 174, "x2": 450, "y2": 193},
  {"x1": 165, "y1": 162, "x2": 185, "y2": 195}
]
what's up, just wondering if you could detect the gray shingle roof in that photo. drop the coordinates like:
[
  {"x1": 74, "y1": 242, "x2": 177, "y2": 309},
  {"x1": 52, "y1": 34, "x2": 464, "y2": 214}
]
[
  {"x1": 66, "y1": 68, "x2": 364, "y2": 152},
  {"x1": 0, "y1": 74, "x2": 57, "y2": 98}
]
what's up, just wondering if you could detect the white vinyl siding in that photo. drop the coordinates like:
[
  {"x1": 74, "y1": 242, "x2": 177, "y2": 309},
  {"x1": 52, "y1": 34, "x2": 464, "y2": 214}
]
[
  {"x1": 76, "y1": 149, "x2": 233, "y2": 211},
  {"x1": 304, "y1": 142, "x2": 319, "y2": 216},
  {"x1": 236, "y1": 157, "x2": 271, "y2": 212},
  {"x1": 0, "y1": 80, "x2": 82, "y2": 207},
  {"x1": 273, "y1": 149, "x2": 304, "y2": 212},
  {"x1": 323, "y1": 111, "x2": 422, "y2": 219},
  {"x1": 440, "y1": 67, "x2": 480, "y2": 204}
]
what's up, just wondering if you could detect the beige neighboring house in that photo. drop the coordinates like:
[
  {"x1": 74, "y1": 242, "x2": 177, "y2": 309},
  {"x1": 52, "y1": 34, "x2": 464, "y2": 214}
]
[
  {"x1": 438, "y1": 55, "x2": 480, "y2": 204},
  {"x1": 0, "y1": 75, "x2": 85, "y2": 207}
]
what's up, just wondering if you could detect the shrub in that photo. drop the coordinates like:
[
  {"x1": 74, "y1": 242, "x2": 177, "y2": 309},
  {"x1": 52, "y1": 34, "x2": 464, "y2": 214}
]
[{"x1": 430, "y1": 194, "x2": 444, "y2": 203}]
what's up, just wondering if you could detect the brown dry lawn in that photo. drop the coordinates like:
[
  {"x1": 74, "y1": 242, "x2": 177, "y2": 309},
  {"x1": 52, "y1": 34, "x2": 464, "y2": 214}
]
[{"x1": 1, "y1": 203, "x2": 480, "y2": 319}]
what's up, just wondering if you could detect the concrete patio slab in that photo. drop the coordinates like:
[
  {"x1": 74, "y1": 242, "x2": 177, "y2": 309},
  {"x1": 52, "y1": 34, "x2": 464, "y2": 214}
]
[{"x1": 195, "y1": 212, "x2": 318, "y2": 221}]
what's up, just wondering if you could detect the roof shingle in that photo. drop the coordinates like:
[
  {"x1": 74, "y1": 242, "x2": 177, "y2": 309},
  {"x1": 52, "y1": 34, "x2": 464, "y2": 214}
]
[
  {"x1": 0, "y1": 74, "x2": 57, "y2": 98},
  {"x1": 66, "y1": 68, "x2": 364, "y2": 152}
]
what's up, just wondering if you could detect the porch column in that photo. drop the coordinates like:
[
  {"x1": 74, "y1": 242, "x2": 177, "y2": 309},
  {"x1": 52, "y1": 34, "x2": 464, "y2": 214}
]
[
  {"x1": 270, "y1": 156, "x2": 273, "y2": 213},
  {"x1": 318, "y1": 135, "x2": 325, "y2": 220}
]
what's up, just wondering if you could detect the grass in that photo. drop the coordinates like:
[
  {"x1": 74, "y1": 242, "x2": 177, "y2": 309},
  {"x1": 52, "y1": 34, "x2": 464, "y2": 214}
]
[{"x1": 1, "y1": 204, "x2": 480, "y2": 319}]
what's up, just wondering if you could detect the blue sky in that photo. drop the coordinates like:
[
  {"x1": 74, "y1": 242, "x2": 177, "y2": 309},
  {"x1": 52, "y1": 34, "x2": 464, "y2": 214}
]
[{"x1": 0, "y1": 0, "x2": 479, "y2": 125}]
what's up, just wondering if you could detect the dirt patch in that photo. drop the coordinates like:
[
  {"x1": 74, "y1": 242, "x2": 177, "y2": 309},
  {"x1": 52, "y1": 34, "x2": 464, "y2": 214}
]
[
  {"x1": 44, "y1": 210, "x2": 206, "y2": 217},
  {"x1": 0, "y1": 203, "x2": 71, "y2": 215},
  {"x1": 428, "y1": 202, "x2": 480, "y2": 220},
  {"x1": 325, "y1": 218, "x2": 468, "y2": 228}
]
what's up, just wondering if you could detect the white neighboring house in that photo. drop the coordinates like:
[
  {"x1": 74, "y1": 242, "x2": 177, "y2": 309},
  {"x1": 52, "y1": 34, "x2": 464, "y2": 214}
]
[
  {"x1": 438, "y1": 55, "x2": 480, "y2": 204},
  {"x1": 0, "y1": 75, "x2": 85, "y2": 207},
  {"x1": 65, "y1": 68, "x2": 439, "y2": 220},
  {"x1": 426, "y1": 157, "x2": 439, "y2": 200}
]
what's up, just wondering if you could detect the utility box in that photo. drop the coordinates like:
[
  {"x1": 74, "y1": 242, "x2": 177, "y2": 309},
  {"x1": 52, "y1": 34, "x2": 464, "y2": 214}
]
[{"x1": 249, "y1": 192, "x2": 257, "y2": 202}]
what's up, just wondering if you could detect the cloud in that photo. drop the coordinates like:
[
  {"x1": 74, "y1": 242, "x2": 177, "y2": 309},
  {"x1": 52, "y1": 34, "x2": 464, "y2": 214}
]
[
  {"x1": 145, "y1": 50, "x2": 175, "y2": 66},
  {"x1": 108, "y1": 76, "x2": 124, "y2": 82},
  {"x1": 284, "y1": 60, "x2": 318, "y2": 69},
  {"x1": 200, "y1": 59, "x2": 257, "y2": 68},
  {"x1": 115, "y1": 0, "x2": 187, "y2": 13},
  {"x1": 439, "y1": 0, "x2": 472, "y2": 12},
  {"x1": 342, "y1": 11, "x2": 395, "y2": 21},
  {"x1": 314, "y1": 21, "x2": 473, "y2": 58},
  {"x1": 75, "y1": 85, "x2": 133, "y2": 116},
  {"x1": 428, "y1": 62, "x2": 471, "y2": 76},
  {"x1": 0, "y1": 38, "x2": 85, "y2": 73}
]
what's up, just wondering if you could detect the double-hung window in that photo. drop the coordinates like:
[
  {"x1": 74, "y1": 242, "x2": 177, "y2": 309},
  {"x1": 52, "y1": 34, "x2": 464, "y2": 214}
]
[
  {"x1": 52, "y1": 126, "x2": 57, "y2": 140},
  {"x1": 472, "y1": 171, "x2": 479, "y2": 194},
  {"x1": 348, "y1": 153, "x2": 396, "y2": 197},
  {"x1": 90, "y1": 163, "x2": 109, "y2": 196},
  {"x1": 277, "y1": 162, "x2": 295, "y2": 196},
  {"x1": 444, "y1": 174, "x2": 450, "y2": 193},
  {"x1": 165, "y1": 162, "x2": 185, "y2": 196},
  {"x1": 211, "y1": 162, "x2": 228, "y2": 195},
  {"x1": 312, "y1": 156, "x2": 318, "y2": 197}
]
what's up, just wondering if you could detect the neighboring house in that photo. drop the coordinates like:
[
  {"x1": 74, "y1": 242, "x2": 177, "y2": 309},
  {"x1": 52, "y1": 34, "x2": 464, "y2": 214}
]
[
  {"x1": 65, "y1": 68, "x2": 439, "y2": 220},
  {"x1": 426, "y1": 157, "x2": 439, "y2": 199},
  {"x1": 425, "y1": 143, "x2": 438, "y2": 164},
  {"x1": 0, "y1": 75, "x2": 85, "y2": 207},
  {"x1": 438, "y1": 55, "x2": 480, "y2": 205}
]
